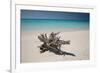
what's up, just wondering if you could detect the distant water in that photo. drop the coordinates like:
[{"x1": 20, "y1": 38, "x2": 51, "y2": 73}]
[{"x1": 21, "y1": 19, "x2": 89, "y2": 31}]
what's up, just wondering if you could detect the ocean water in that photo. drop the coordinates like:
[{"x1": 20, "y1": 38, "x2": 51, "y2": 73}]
[{"x1": 21, "y1": 19, "x2": 89, "y2": 31}]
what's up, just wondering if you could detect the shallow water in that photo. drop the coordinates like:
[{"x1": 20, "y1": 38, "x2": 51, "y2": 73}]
[{"x1": 21, "y1": 19, "x2": 89, "y2": 31}]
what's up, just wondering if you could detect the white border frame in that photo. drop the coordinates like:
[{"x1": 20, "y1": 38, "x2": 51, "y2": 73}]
[{"x1": 11, "y1": 3, "x2": 96, "y2": 73}]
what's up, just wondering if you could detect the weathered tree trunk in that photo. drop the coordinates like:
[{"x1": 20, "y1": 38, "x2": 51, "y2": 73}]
[{"x1": 38, "y1": 32, "x2": 76, "y2": 56}]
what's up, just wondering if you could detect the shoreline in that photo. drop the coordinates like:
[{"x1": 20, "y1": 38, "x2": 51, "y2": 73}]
[{"x1": 21, "y1": 28, "x2": 89, "y2": 34}]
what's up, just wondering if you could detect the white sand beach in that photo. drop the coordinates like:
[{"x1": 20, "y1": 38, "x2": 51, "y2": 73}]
[{"x1": 21, "y1": 29, "x2": 89, "y2": 63}]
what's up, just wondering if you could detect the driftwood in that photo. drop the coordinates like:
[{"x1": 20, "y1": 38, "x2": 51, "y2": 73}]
[{"x1": 38, "y1": 32, "x2": 75, "y2": 56}]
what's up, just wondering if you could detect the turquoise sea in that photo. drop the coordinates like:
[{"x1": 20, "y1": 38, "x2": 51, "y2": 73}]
[{"x1": 21, "y1": 19, "x2": 89, "y2": 31}]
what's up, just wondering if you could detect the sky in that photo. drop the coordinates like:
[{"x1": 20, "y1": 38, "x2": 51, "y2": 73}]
[{"x1": 21, "y1": 10, "x2": 89, "y2": 21}]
